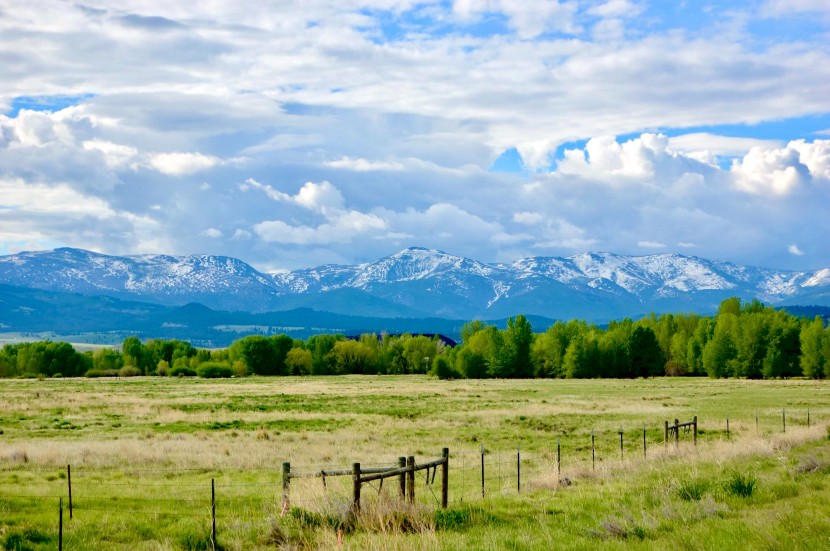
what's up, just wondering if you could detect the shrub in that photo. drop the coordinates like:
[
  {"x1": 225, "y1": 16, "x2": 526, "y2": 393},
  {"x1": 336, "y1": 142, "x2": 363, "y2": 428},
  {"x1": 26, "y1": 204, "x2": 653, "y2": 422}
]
[
  {"x1": 431, "y1": 357, "x2": 460, "y2": 380},
  {"x1": 170, "y1": 366, "x2": 197, "y2": 377},
  {"x1": 119, "y1": 365, "x2": 141, "y2": 377},
  {"x1": 723, "y1": 471, "x2": 756, "y2": 497},
  {"x1": 157, "y1": 360, "x2": 170, "y2": 376},
  {"x1": 85, "y1": 369, "x2": 119, "y2": 378},
  {"x1": 677, "y1": 479, "x2": 708, "y2": 501},
  {"x1": 196, "y1": 362, "x2": 234, "y2": 378}
]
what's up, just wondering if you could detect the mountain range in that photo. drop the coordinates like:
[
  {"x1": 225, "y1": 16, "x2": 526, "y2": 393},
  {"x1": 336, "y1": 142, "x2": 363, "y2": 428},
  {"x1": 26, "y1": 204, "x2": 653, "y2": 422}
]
[{"x1": 1, "y1": 247, "x2": 829, "y2": 329}]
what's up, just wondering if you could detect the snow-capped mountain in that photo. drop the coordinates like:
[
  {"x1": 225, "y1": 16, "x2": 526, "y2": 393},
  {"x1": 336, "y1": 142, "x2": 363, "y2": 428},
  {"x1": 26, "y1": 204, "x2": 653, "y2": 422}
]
[{"x1": 1, "y1": 246, "x2": 828, "y2": 320}]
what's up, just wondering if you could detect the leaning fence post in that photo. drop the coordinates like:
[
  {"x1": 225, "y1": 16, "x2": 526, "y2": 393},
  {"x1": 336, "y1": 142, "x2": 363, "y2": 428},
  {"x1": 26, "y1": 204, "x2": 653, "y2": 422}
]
[
  {"x1": 67, "y1": 464, "x2": 73, "y2": 520},
  {"x1": 59, "y1": 498, "x2": 63, "y2": 551},
  {"x1": 516, "y1": 444, "x2": 521, "y2": 494},
  {"x1": 353, "y1": 463, "x2": 361, "y2": 511},
  {"x1": 480, "y1": 444, "x2": 485, "y2": 498},
  {"x1": 282, "y1": 462, "x2": 290, "y2": 509},
  {"x1": 693, "y1": 416, "x2": 698, "y2": 446},
  {"x1": 398, "y1": 457, "x2": 406, "y2": 499},
  {"x1": 211, "y1": 479, "x2": 216, "y2": 549},
  {"x1": 407, "y1": 456, "x2": 415, "y2": 503},
  {"x1": 441, "y1": 448, "x2": 449, "y2": 508}
]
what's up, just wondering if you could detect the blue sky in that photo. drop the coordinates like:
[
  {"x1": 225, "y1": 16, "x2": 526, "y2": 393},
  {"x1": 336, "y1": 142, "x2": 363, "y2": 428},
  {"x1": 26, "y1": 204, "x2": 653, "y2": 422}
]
[{"x1": 1, "y1": 0, "x2": 828, "y2": 272}]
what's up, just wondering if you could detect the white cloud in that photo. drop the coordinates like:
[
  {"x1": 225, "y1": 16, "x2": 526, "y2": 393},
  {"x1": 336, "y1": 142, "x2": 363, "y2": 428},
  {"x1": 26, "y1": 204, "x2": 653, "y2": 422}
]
[
  {"x1": 254, "y1": 211, "x2": 387, "y2": 245},
  {"x1": 201, "y1": 228, "x2": 222, "y2": 238},
  {"x1": 788, "y1": 244, "x2": 805, "y2": 256},
  {"x1": 294, "y1": 181, "x2": 346, "y2": 214},
  {"x1": 730, "y1": 140, "x2": 830, "y2": 195},
  {"x1": 149, "y1": 152, "x2": 219, "y2": 176},
  {"x1": 638, "y1": 240, "x2": 666, "y2": 249},
  {"x1": 668, "y1": 134, "x2": 783, "y2": 158},
  {"x1": 324, "y1": 156, "x2": 405, "y2": 172},
  {"x1": 513, "y1": 211, "x2": 544, "y2": 225}
]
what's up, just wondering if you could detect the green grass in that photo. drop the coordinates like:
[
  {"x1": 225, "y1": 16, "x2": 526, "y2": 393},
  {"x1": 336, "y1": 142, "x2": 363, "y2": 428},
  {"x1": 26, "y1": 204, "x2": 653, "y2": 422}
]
[{"x1": 1, "y1": 376, "x2": 830, "y2": 549}]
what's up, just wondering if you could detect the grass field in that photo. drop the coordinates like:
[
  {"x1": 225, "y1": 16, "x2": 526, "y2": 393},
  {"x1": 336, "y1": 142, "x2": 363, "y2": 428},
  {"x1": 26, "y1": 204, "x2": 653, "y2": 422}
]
[{"x1": 1, "y1": 376, "x2": 830, "y2": 549}]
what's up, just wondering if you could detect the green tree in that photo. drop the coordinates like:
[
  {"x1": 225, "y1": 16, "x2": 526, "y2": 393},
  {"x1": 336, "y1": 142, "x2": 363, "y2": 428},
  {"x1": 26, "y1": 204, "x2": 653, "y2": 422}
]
[
  {"x1": 629, "y1": 326, "x2": 665, "y2": 377},
  {"x1": 285, "y1": 347, "x2": 313, "y2": 375},
  {"x1": 800, "y1": 317, "x2": 827, "y2": 379}
]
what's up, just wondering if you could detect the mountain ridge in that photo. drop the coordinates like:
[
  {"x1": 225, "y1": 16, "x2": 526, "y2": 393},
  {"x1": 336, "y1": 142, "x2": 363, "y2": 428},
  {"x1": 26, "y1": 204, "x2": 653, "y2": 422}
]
[{"x1": 1, "y1": 246, "x2": 828, "y2": 321}]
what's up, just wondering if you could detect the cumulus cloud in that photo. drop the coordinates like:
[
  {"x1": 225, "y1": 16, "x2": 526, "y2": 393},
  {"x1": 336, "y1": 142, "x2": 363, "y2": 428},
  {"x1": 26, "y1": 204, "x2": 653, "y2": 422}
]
[
  {"x1": 731, "y1": 140, "x2": 830, "y2": 195},
  {"x1": 149, "y1": 152, "x2": 219, "y2": 176}
]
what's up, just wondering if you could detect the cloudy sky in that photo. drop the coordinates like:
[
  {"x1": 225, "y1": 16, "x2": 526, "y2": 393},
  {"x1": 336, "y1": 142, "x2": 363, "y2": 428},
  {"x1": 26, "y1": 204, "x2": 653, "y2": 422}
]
[{"x1": 1, "y1": 0, "x2": 829, "y2": 272}]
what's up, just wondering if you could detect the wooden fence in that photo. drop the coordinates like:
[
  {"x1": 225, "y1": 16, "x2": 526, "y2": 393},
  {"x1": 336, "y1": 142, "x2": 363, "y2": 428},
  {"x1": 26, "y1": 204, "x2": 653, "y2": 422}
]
[{"x1": 282, "y1": 448, "x2": 449, "y2": 511}]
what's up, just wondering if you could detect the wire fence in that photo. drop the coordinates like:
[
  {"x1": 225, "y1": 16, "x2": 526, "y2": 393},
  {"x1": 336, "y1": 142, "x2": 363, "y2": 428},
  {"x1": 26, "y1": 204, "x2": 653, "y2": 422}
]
[{"x1": 0, "y1": 407, "x2": 825, "y2": 548}]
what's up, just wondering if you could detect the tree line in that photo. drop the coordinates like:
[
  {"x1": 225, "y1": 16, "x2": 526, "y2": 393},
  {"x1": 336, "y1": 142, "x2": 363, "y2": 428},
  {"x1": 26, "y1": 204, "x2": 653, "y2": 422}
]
[{"x1": 1, "y1": 298, "x2": 828, "y2": 380}]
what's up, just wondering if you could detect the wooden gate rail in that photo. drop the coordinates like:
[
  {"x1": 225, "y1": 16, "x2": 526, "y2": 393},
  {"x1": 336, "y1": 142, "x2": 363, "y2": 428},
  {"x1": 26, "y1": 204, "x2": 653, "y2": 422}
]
[
  {"x1": 664, "y1": 416, "x2": 698, "y2": 446},
  {"x1": 354, "y1": 448, "x2": 448, "y2": 511}
]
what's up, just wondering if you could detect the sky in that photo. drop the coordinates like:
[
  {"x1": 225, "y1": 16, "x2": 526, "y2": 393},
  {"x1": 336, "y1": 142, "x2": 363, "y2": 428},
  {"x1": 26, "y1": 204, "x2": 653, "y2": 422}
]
[{"x1": 1, "y1": 0, "x2": 829, "y2": 273}]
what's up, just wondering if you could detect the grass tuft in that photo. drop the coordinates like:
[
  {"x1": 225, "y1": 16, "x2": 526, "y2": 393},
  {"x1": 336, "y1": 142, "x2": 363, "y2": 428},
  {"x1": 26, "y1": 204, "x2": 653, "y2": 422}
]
[{"x1": 722, "y1": 470, "x2": 757, "y2": 497}]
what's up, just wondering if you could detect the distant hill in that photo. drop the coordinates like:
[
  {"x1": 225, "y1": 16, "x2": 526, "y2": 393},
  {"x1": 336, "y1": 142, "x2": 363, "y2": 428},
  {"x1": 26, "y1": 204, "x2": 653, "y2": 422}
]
[{"x1": 1, "y1": 247, "x2": 828, "y2": 340}]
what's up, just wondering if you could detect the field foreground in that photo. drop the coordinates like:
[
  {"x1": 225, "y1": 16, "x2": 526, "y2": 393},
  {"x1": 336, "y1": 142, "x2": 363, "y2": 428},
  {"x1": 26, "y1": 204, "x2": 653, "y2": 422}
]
[{"x1": 1, "y1": 376, "x2": 830, "y2": 549}]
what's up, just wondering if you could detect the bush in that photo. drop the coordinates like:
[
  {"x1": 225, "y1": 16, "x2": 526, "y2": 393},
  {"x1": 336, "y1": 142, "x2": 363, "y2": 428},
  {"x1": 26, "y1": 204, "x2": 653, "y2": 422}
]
[
  {"x1": 170, "y1": 366, "x2": 197, "y2": 377},
  {"x1": 85, "y1": 369, "x2": 119, "y2": 378},
  {"x1": 677, "y1": 479, "x2": 708, "y2": 501},
  {"x1": 723, "y1": 471, "x2": 756, "y2": 497},
  {"x1": 431, "y1": 357, "x2": 460, "y2": 380},
  {"x1": 196, "y1": 362, "x2": 234, "y2": 378},
  {"x1": 119, "y1": 366, "x2": 141, "y2": 377}
]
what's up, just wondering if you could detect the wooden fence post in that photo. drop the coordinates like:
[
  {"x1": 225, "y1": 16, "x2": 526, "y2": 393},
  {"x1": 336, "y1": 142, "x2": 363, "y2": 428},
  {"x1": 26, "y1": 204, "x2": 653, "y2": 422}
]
[
  {"x1": 480, "y1": 444, "x2": 485, "y2": 498},
  {"x1": 619, "y1": 426, "x2": 624, "y2": 460},
  {"x1": 664, "y1": 420, "x2": 668, "y2": 445},
  {"x1": 693, "y1": 416, "x2": 698, "y2": 446},
  {"x1": 674, "y1": 419, "x2": 680, "y2": 446},
  {"x1": 783, "y1": 409, "x2": 786, "y2": 433},
  {"x1": 808, "y1": 409, "x2": 810, "y2": 428},
  {"x1": 282, "y1": 462, "x2": 290, "y2": 509},
  {"x1": 516, "y1": 444, "x2": 521, "y2": 494},
  {"x1": 557, "y1": 436, "x2": 561, "y2": 476},
  {"x1": 67, "y1": 464, "x2": 72, "y2": 520},
  {"x1": 591, "y1": 429, "x2": 595, "y2": 470},
  {"x1": 353, "y1": 463, "x2": 361, "y2": 511},
  {"x1": 398, "y1": 457, "x2": 406, "y2": 499},
  {"x1": 726, "y1": 417, "x2": 730, "y2": 440},
  {"x1": 211, "y1": 479, "x2": 216, "y2": 549},
  {"x1": 643, "y1": 423, "x2": 647, "y2": 459},
  {"x1": 406, "y1": 457, "x2": 415, "y2": 503},
  {"x1": 441, "y1": 448, "x2": 449, "y2": 508}
]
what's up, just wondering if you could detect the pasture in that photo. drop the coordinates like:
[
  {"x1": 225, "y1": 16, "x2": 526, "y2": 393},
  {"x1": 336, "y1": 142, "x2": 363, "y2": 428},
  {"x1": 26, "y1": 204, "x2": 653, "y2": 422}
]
[{"x1": 1, "y1": 376, "x2": 829, "y2": 550}]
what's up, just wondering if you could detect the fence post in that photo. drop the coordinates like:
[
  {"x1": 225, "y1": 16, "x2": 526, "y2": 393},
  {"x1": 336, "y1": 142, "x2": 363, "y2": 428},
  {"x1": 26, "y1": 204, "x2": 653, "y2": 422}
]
[
  {"x1": 441, "y1": 448, "x2": 449, "y2": 508},
  {"x1": 282, "y1": 462, "x2": 290, "y2": 509},
  {"x1": 557, "y1": 436, "x2": 561, "y2": 476},
  {"x1": 353, "y1": 463, "x2": 361, "y2": 511},
  {"x1": 664, "y1": 420, "x2": 668, "y2": 445},
  {"x1": 516, "y1": 444, "x2": 521, "y2": 494},
  {"x1": 591, "y1": 429, "x2": 595, "y2": 470},
  {"x1": 808, "y1": 408, "x2": 810, "y2": 428},
  {"x1": 726, "y1": 417, "x2": 730, "y2": 440},
  {"x1": 407, "y1": 457, "x2": 415, "y2": 503},
  {"x1": 693, "y1": 416, "x2": 698, "y2": 446},
  {"x1": 59, "y1": 498, "x2": 63, "y2": 551},
  {"x1": 619, "y1": 426, "x2": 624, "y2": 460},
  {"x1": 67, "y1": 464, "x2": 72, "y2": 520},
  {"x1": 398, "y1": 457, "x2": 406, "y2": 499},
  {"x1": 643, "y1": 423, "x2": 646, "y2": 459},
  {"x1": 211, "y1": 479, "x2": 216, "y2": 549},
  {"x1": 674, "y1": 419, "x2": 679, "y2": 446},
  {"x1": 480, "y1": 444, "x2": 485, "y2": 498},
  {"x1": 783, "y1": 409, "x2": 786, "y2": 433}
]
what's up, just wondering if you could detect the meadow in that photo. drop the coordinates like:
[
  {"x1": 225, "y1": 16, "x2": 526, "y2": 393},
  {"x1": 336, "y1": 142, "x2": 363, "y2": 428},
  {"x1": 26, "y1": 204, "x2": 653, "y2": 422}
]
[{"x1": 1, "y1": 375, "x2": 829, "y2": 550}]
